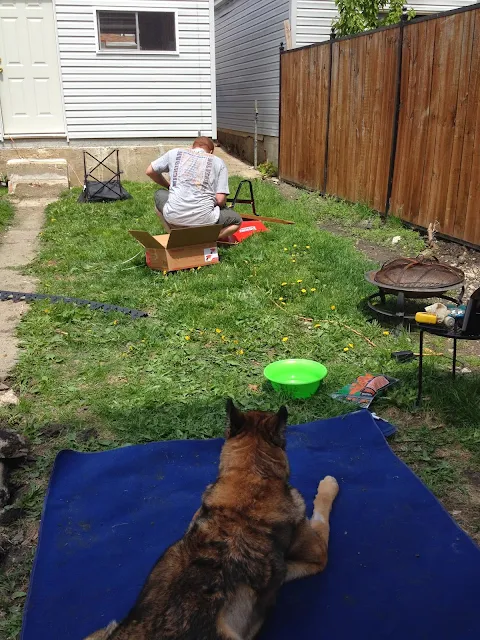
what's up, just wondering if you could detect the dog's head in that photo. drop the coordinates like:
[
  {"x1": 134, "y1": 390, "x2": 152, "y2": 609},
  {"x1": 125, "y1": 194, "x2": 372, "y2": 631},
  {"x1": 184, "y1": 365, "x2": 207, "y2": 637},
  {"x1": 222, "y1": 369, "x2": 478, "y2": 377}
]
[{"x1": 225, "y1": 399, "x2": 288, "y2": 449}]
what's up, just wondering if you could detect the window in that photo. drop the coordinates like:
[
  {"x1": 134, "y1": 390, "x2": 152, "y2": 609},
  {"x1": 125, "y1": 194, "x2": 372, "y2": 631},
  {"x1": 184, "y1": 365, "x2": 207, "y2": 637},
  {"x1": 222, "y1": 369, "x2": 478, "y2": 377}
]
[{"x1": 97, "y1": 10, "x2": 177, "y2": 52}]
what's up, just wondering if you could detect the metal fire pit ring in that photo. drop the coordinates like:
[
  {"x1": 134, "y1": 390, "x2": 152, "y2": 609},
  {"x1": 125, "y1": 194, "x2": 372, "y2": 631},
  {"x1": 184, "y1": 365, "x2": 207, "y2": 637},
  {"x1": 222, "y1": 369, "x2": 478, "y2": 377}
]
[{"x1": 365, "y1": 270, "x2": 465, "y2": 323}]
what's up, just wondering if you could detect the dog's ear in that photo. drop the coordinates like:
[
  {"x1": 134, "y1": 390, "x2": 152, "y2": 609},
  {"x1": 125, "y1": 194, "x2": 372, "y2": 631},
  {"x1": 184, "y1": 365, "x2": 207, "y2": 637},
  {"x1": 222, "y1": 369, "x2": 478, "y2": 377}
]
[
  {"x1": 271, "y1": 405, "x2": 288, "y2": 448},
  {"x1": 226, "y1": 398, "x2": 244, "y2": 438}
]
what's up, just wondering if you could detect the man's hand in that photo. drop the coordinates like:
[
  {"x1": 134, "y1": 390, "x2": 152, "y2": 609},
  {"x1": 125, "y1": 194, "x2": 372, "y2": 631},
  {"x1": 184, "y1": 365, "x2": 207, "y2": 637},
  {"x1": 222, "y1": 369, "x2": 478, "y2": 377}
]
[
  {"x1": 215, "y1": 193, "x2": 227, "y2": 208},
  {"x1": 146, "y1": 164, "x2": 170, "y2": 189}
]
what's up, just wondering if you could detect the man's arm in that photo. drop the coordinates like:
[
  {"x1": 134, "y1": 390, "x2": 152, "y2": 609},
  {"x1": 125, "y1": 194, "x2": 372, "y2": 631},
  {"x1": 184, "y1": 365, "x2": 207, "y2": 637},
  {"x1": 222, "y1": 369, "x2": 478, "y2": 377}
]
[
  {"x1": 146, "y1": 163, "x2": 170, "y2": 189},
  {"x1": 215, "y1": 193, "x2": 227, "y2": 208}
]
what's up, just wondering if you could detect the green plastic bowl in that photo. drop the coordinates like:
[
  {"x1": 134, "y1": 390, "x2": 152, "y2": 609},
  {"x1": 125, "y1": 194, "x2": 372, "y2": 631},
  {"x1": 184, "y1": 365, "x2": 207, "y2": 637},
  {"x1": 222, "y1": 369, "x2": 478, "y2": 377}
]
[{"x1": 264, "y1": 359, "x2": 328, "y2": 399}]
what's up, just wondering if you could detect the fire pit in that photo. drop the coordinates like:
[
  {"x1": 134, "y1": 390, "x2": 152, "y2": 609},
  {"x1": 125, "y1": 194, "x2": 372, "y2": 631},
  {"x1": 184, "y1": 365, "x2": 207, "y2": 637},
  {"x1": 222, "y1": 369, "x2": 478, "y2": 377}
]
[{"x1": 365, "y1": 257, "x2": 465, "y2": 322}]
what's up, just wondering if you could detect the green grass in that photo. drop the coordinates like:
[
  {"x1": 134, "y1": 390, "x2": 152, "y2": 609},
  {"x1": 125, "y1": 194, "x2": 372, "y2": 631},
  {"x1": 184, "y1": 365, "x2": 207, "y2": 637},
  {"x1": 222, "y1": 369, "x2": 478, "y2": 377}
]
[
  {"x1": 306, "y1": 192, "x2": 426, "y2": 255},
  {"x1": 0, "y1": 187, "x2": 14, "y2": 234},
  {"x1": 0, "y1": 178, "x2": 479, "y2": 637}
]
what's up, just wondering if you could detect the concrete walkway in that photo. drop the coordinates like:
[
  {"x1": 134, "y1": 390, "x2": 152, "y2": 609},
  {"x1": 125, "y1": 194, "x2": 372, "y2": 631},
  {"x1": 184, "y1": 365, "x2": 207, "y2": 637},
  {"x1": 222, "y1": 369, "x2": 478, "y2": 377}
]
[{"x1": 0, "y1": 198, "x2": 52, "y2": 381}]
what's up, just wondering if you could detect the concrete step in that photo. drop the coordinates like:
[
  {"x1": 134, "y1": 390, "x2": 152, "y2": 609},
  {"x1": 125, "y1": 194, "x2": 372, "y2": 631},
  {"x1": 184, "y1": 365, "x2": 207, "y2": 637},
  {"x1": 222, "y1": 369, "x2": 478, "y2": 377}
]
[{"x1": 7, "y1": 158, "x2": 69, "y2": 199}]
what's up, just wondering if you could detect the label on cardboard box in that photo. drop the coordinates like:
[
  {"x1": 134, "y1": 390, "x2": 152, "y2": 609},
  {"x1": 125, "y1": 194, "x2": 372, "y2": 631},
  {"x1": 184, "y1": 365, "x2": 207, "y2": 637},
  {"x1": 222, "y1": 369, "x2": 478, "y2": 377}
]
[{"x1": 204, "y1": 247, "x2": 219, "y2": 262}]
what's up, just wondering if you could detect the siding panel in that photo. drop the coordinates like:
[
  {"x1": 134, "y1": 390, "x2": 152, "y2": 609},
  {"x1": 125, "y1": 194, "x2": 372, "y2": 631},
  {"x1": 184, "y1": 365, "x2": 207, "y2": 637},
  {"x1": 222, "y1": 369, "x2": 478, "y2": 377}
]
[
  {"x1": 55, "y1": 0, "x2": 214, "y2": 139},
  {"x1": 215, "y1": 0, "x2": 289, "y2": 137}
]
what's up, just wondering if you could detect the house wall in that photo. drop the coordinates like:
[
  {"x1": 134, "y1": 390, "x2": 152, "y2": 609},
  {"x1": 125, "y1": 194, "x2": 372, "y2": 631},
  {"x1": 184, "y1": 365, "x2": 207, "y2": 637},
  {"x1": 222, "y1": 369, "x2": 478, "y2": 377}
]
[
  {"x1": 294, "y1": 0, "x2": 478, "y2": 47},
  {"x1": 54, "y1": 0, "x2": 215, "y2": 139},
  {"x1": 215, "y1": 0, "x2": 290, "y2": 165}
]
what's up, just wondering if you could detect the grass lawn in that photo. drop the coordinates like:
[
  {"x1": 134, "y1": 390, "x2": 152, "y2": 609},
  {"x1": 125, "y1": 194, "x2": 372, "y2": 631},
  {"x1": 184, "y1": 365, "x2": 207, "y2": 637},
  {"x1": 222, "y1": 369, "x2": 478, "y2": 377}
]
[
  {"x1": 0, "y1": 186, "x2": 14, "y2": 233},
  {"x1": 1, "y1": 179, "x2": 479, "y2": 637}
]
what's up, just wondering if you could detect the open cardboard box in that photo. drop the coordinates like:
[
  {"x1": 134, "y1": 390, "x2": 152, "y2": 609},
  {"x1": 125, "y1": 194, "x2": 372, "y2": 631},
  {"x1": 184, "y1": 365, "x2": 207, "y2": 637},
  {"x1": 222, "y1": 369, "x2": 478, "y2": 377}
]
[{"x1": 129, "y1": 225, "x2": 222, "y2": 272}]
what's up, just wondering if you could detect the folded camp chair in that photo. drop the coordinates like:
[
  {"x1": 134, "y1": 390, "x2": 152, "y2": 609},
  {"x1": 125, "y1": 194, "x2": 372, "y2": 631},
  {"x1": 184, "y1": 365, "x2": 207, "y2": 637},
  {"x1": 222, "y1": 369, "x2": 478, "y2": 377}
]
[{"x1": 78, "y1": 149, "x2": 132, "y2": 203}]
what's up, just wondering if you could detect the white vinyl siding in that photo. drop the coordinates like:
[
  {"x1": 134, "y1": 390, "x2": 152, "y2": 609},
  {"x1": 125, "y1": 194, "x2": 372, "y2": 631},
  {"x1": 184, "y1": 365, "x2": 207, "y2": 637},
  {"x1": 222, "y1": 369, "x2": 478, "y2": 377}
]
[
  {"x1": 55, "y1": 0, "x2": 215, "y2": 139},
  {"x1": 215, "y1": 0, "x2": 289, "y2": 137},
  {"x1": 294, "y1": 0, "x2": 477, "y2": 47}
]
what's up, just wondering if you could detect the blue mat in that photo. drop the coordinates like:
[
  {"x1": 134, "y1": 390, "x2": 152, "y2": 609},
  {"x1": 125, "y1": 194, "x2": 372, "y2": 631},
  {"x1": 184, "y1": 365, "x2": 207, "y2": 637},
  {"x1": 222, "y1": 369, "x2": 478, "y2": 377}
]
[{"x1": 23, "y1": 410, "x2": 480, "y2": 640}]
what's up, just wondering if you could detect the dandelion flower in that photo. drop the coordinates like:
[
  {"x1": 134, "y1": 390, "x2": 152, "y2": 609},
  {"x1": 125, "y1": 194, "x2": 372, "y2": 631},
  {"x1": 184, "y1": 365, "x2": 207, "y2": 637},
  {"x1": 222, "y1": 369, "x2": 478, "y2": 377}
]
[
  {"x1": 349, "y1": 343, "x2": 354, "y2": 348},
  {"x1": 284, "y1": 248, "x2": 288, "y2": 251},
  {"x1": 185, "y1": 336, "x2": 191, "y2": 341},
  {"x1": 233, "y1": 339, "x2": 239, "y2": 344},
  {"x1": 281, "y1": 282, "x2": 287, "y2": 286},
  {"x1": 44, "y1": 309, "x2": 50, "y2": 314},
  {"x1": 301, "y1": 288, "x2": 307, "y2": 294},
  {"x1": 215, "y1": 328, "x2": 222, "y2": 333},
  {"x1": 281, "y1": 301, "x2": 286, "y2": 305},
  {"x1": 282, "y1": 337, "x2": 289, "y2": 342},
  {"x1": 238, "y1": 349, "x2": 244, "y2": 355},
  {"x1": 310, "y1": 288, "x2": 316, "y2": 292},
  {"x1": 314, "y1": 323, "x2": 321, "y2": 328},
  {"x1": 112, "y1": 319, "x2": 118, "y2": 325},
  {"x1": 306, "y1": 245, "x2": 311, "y2": 249},
  {"x1": 383, "y1": 331, "x2": 390, "y2": 336},
  {"x1": 293, "y1": 244, "x2": 297, "y2": 248},
  {"x1": 291, "y1": 259, "x2": 296, "y2": 263},
  {"x1": 297, "y1": 279, "x2": 303, "y2": 283},
  {"x1": 343, "y1": 347, "x2": 349, "y2": 352},
  {"x1": 330, "y1": 305, "x2": 336, "y2": 311}
]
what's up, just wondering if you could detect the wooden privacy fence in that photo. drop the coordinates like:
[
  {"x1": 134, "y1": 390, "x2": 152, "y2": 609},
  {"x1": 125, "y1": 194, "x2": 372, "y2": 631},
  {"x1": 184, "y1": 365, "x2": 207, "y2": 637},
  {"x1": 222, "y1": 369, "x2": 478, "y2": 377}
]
[{"x1": 279, "y1": 4, "x2": 480, "y2": 247}]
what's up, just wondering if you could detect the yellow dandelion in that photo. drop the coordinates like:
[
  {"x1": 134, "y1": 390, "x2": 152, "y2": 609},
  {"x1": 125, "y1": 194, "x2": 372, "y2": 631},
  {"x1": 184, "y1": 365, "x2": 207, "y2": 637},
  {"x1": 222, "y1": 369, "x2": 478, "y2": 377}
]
[
  {"x1": 310, "y1": 288, "x2": 316, "y2": 292},
  {"x1": 314, "y1": 323, "x2": 321, "y2": 328},
  {"x1": 281, "y1": 301, "x2": 286, "y2": 305},
  {"x1": 233, "y1": 339, "x2": 239, "y2": 344},
  {"x1": 343, "y1": 347, "x2": 349, "y2": 352},
  {"x1": 185, "y1": 336, "x2": 191, "y2": 341},
  {"x1": 112, "y1": 319, "x2": 118, "y2": 325},
  {"x1": 383, "y1": 331, "x2": 390, "y2": 336},
  {"x1": 301, "y1": 288, "x2": 307, "y2": 293},
  {"x1": 291, "y1": 259, "x2": 296, "y2": 263},
  {"x1": 163, "y1": 270, "x2": 167, "y2": 275},
  {"x1": 44, "y1": 309, "x2": 50, "y2": 314},
  {"x1": 306, "y1": 245, "x2": 311, "y2": 249},
  {"x1": 330, "y1": 305, "x2": 336, "y2": 311},
  {"x1": 281, "y1": 282, "x2": 287, "y2": 286},
  {"x1": 141, "y1": 339, "x2": 146, "y2": 343},
  {"x1": 282, "y1": 337, "x2": 289, "y2": 342},
  {"x1": 279, "y1": 297, "x2": 284, "y2": 301},
  {"x1": 238, "y1": 349, "x2": 244, "y2": 355},
  {"x1": 221, "y1": 335, "x2": 227, "y2": 341},
  {"x1": 215, "y1": 328, "x2": 222, "y2": 333},
  {"x1": 284, "y1": 248, "x2": 288, "y2": 252},
  {"x1": 50, "y1": 218, "x2": 56, "y2": 222},
  {"x1": 297, "y1": 279, "x2": 303, "y2": 283},
  {"x1": 349, "y1": 343, "x2": 354, "y2": 348},
  {"x1": 293, "y1": 244, "x2": 297, "y2": 248}
]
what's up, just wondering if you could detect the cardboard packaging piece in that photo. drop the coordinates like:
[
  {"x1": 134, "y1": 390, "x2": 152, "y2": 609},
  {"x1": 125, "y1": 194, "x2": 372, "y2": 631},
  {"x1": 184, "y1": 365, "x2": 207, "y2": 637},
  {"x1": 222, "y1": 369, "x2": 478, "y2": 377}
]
[
  {"x1": 219, "y1": 219, "x2": 268, "y2": 245},
  {"x1": 129, "y1": 225, "x2": 222, "y2": 272}
]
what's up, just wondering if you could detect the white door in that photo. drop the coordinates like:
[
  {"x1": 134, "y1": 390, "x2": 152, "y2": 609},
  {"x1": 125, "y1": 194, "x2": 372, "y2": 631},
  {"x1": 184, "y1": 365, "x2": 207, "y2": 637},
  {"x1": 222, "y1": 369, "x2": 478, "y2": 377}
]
[{"x1": 0, "y1": 0, "x2": 64, "y2": 135}]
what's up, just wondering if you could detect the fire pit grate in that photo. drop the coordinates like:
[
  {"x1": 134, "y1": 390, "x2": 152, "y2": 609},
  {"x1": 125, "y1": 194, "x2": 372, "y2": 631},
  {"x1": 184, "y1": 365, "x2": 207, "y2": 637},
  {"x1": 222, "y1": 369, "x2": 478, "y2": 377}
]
[
  {"x1": 365, "y1": 257, "x2": 465, "y2": 323},
  {"x1": 373, "y1": 257, "x2": 464, "y2": 290}
]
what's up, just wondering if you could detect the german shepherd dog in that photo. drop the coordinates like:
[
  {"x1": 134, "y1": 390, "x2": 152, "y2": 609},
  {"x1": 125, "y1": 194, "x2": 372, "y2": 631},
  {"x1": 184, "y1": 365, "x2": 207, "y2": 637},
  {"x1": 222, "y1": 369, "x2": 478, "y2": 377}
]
[{"x1": 84, "y1": 400, "x2": 339, "y2": 639}]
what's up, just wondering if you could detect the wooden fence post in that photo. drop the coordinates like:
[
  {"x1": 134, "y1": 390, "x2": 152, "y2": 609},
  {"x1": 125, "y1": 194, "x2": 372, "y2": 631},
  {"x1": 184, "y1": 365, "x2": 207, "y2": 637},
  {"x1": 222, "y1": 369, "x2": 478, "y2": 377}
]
[
  {"x1": 323, "y1": 27, "x2": 336, "y2": 194},
  {"x1": 278, "y1": 42, "x2": 285, "y2": 177},
  {"x1": 385, "y1": 7, "x2": 408, "y2": 217}
]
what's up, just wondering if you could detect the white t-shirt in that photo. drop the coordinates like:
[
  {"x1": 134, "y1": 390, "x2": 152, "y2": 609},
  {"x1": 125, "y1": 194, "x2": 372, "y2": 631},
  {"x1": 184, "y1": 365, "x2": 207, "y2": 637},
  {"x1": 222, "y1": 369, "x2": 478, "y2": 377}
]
[{"x1": 151, "y1": 148, "x2": 230, "y2": 226}]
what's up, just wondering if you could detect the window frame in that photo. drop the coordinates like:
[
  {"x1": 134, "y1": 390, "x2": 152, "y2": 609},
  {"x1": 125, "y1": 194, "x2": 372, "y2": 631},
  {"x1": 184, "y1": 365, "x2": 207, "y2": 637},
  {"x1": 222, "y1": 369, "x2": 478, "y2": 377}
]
[{"x1": 94, "y1": 7, "x2": 180, "y2": 55}]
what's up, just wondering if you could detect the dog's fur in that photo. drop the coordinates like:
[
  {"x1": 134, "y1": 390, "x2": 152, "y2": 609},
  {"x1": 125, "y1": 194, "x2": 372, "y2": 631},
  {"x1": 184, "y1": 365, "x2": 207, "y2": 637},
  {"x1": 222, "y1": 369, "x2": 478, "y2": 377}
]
[{"x1": 84, "y1": 400, "x2": 339, "y2": 640}]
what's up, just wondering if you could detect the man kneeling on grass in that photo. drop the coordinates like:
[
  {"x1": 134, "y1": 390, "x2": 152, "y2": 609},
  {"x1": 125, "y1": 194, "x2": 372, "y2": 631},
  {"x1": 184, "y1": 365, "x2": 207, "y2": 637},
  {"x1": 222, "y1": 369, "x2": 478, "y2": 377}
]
[{"x1": 146, "y1": 136, "x2": 242, "y2": 240}]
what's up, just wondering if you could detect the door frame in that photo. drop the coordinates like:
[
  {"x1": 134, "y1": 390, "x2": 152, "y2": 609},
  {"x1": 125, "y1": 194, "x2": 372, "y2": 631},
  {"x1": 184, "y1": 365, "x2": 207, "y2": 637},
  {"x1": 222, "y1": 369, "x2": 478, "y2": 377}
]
[{"x1": 0, "y1": 0, "x2": 68, "y2": 141}]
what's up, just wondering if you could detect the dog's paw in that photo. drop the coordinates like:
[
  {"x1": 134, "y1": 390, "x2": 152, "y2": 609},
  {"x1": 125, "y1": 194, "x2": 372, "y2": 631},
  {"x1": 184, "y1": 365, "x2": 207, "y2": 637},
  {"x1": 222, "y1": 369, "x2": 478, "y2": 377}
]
[{"x1": 317, "y1": 476, "x2": 339, "y2": 500}]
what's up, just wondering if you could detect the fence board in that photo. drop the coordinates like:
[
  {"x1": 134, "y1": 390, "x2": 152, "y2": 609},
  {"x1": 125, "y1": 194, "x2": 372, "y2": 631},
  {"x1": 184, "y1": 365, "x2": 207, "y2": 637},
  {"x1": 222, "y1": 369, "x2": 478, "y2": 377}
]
[
  {"x1": 390, "y1": 8, "x2": 480, "y2": 245},
  {"x1": 279, "y1": 44, "x2": 329, "y2": 190},
  {"x1": 325, "y1": 29, "x2": 399, "y2": 211},
  {"x1": 279, "y1": 5, "x2": 480, "y2": 247}
]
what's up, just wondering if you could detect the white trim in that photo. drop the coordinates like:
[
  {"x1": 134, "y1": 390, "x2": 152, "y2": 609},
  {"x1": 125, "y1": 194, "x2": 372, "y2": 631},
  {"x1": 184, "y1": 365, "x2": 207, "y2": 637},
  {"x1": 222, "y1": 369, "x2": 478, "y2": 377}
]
[
  {"x1": 0, "y1": 103, "x2": 4, "y2": 143},
  {"x1": 52, "y1": 0, "x2": 68, "y2": 140},
  {"x1": 289, "y1": 0, "x2": 297, "y2": 48},
  {"x1": 6, "y1": 133, "x2": 67, "y2": 139},
  {"x1": 93, "y1": 7, "x2": 180, "y2": 55},
  {"x1": 209, "y1": 0, "x2": 217, "y2": 138}
]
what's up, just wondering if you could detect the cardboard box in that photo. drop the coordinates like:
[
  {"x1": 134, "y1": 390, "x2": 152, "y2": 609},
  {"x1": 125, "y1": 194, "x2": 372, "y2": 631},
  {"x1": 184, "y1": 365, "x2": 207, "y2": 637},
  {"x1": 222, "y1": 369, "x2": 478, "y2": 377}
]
[
  {"x1": 129, "y1": 225, "x2": 222, "y2": 272},
  {"x1": 219, "y1": 219, "x2": 268, "y2": 245}
]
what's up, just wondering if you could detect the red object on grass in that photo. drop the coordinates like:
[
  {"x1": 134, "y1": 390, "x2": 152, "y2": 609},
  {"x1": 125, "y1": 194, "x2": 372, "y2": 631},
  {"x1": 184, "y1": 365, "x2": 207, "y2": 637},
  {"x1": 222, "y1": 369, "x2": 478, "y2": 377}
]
[{"x1": 220, "y1": 220, "x2": 268, "y2": 245}]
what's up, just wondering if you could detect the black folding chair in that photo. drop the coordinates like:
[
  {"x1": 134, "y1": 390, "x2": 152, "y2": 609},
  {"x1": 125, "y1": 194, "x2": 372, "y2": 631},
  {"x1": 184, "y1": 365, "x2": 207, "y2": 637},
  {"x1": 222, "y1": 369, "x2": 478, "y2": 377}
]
[{"x1": 78, "y1": 149, "x2": 131, "y2": 203}]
